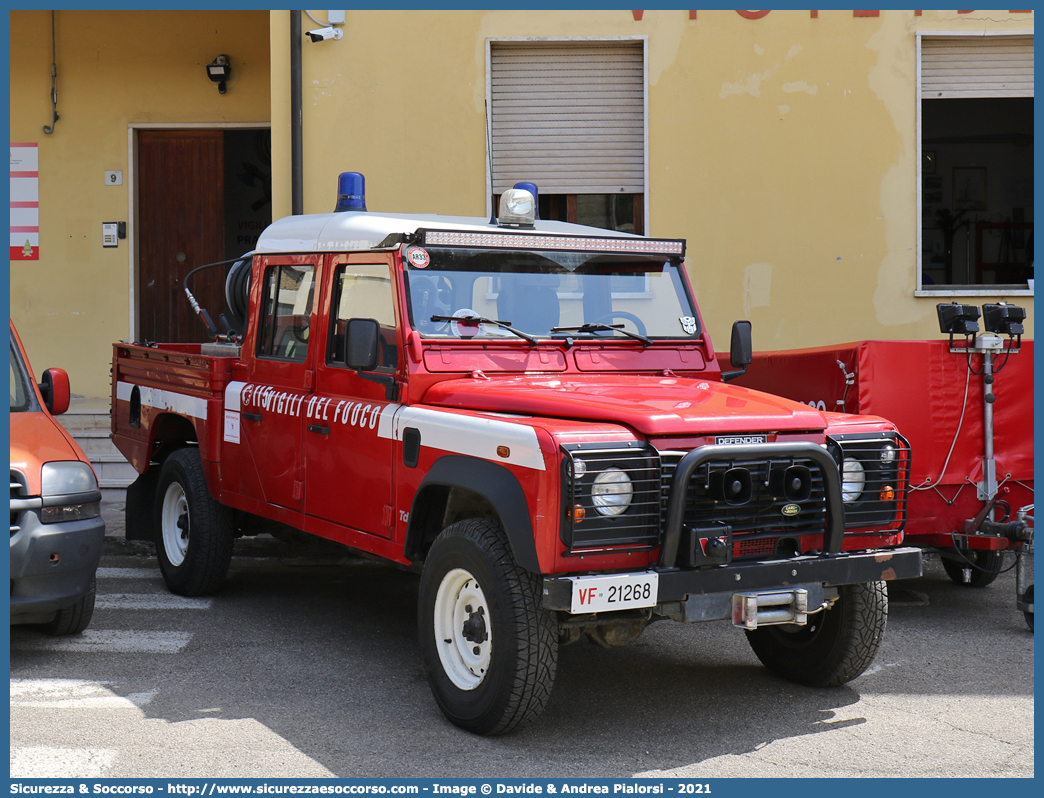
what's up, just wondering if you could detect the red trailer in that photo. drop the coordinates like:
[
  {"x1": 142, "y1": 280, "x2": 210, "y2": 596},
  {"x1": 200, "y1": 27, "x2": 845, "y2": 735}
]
[{"x1": 730, "y1": 338, "x2": 1033, "y2": 629}]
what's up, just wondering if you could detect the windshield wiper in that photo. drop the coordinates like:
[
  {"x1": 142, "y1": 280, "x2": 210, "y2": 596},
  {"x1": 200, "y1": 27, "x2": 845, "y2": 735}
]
[
  {"x1": 430, "y1": 315, "x2": 538, "y2": 346},
  {"x1": 551, "y1": 323, "x2": 651, "y2": 346}
]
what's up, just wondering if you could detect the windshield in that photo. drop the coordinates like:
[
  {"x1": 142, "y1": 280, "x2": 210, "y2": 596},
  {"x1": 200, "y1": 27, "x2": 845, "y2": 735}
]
[
  {"x1": 10, "y1": 336, "x2": 32, "y2": 413},
  {"x1": 403, "y1": 247, "x2": 699, "y2": 342}
]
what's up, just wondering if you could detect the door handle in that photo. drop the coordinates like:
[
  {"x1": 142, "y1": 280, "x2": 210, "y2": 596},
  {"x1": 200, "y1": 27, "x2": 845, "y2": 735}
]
[
  {"x1": 242, "y1": 412, "x2": 262, "y2": 422},
  {"x1": 307, "y1": 424, "x2": 330, "y2": 435}
]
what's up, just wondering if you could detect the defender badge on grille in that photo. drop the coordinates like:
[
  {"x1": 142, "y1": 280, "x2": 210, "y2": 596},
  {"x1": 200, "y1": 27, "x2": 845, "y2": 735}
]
[{"x1": 782, "y1": 503, "x2": 801, "y2": 517}]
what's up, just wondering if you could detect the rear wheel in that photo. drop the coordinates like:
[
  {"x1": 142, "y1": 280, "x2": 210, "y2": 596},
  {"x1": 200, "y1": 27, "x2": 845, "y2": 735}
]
[
  {"x1": 942, "y1": 549, "x2": 1003, "y2": 587},
  {"x1": 418, "y1": 518, "x2": 558, "y2": 735},
  {"x1": 39, "y1": 577, "x2": 96, "y2": 636},
  {"x1": 155, "y1": 448, "x2": 234, "y2": 596},
  {"x1": 1023, "y1": 584, "x2": 1034, "y2": 632},
  {"x1": 745, "y1": 581, "x2": 887, "y2": 687}
]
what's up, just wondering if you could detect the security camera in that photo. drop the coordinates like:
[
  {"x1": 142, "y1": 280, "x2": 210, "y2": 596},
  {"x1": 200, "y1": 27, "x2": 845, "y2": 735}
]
[{"x1": 307, "y1": 26, "x2": 343, "y2": 42}]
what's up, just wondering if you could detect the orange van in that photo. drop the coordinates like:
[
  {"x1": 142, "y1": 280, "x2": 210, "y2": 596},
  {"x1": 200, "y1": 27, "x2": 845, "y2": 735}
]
[{"x1": 9, "y1": 321, "x2": 104, "y2": 634}]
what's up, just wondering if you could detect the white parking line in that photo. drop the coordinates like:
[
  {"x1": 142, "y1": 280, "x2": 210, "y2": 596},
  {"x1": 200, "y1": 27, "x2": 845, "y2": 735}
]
[
  {"x1": 10, "y1": 679, "x2": 156, "y2": 708},
  {"x1": 95, "y1": 594, "x2": 213, "y2": 610},
  {"x1": 10, "y1": 746, "x2": 116, "y2": 778},
  {"x1": 96, "y1": 567, "x2": 163, "y2": 580},
  {"x1": 11, "y1": 630, "x2": 193, "y2": 654}
]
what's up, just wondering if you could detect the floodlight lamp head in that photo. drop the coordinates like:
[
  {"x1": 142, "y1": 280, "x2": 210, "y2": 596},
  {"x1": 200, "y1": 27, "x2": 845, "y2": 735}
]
[
  {"x1": 936, "y1": 302, "x2": 980, "y2": 336},
  {"x1": 982, "y1": 303, "x2": 1026, "y2": 337}
]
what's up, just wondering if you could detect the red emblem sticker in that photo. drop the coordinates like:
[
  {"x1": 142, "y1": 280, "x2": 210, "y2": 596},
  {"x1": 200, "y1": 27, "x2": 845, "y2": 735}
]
[{"x1": 406, "y1": 246, "x2": 430, "y2": 269}]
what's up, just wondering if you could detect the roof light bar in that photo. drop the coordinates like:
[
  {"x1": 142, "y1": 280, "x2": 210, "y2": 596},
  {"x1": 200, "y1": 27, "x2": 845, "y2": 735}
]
[{"x1": 420, "y1": 229, "x2": 685, "y2": 257}]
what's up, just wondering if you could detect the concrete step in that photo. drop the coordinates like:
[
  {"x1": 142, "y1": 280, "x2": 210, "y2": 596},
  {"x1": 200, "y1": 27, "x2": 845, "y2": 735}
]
[
  {"x1": 57, "y1": 409, "x2": 113, "y2": 431},
  {"x1": 56, "y1": 409, "x2": 135, "y2": 489},
  {"x1": 98, "y1": 459, "x2": 137, "y2": 488}
]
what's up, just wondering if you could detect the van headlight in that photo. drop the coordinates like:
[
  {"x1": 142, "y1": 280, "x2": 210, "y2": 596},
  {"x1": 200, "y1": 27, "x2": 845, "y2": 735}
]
[
  {"x1": 40, "y1": 461, "x2": 101, "y2": 523},
  {"x1": 591, "y1": 467, "x2": 634, "y2": 517}
]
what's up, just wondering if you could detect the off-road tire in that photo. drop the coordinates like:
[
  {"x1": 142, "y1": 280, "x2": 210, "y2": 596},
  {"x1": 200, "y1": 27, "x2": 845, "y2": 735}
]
[
  {"x1": 1024, "y1": 584, "x2": 1034, "y2": 632},
  {"x1": 155, "y1": 447, "x2": 234, "y2": 596},
  {"x1": 745, "y1": 580, "x2": 887, "y2": 687},
  {"x1": 418, "y1": 518, "x2": 558, "y2": 735},
  {"x1": 941, "y1": 549, "x2": 1003, "y2": 587},
  {"x1": 39, "y1": 577, "x2": 96, "y2": 636}
]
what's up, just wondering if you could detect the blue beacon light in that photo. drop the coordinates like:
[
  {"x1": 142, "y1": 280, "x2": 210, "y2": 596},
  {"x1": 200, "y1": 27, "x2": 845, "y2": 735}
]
[
  {"x1": 513, "y1": 181, "x2": 539, "y2": 219},
  {"x1": 335, "y1": 172, "x2": 367, "y2": 212}
]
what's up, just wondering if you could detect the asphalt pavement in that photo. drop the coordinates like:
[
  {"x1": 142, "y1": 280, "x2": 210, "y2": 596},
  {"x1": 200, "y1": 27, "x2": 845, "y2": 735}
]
[{"x1": 8, "y1": 493, "x2": 1034, "y2": 779}]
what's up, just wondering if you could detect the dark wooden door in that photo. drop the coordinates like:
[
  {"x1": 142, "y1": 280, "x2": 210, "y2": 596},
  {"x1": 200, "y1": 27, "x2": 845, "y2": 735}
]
[{"x1": 138, "y1": 130, "x2": 225, "y2": 343}]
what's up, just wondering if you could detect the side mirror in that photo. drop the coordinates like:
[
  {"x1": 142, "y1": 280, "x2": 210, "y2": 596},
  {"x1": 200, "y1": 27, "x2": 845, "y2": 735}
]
[
  {"x1": 721, "y1": 320, "x2": 752, "y2": 382},
  {"x1": 345, "y1": 318, "x2": 381, "y2": 371},
  {"x1": 730, "y1": 320, "x2": 753, "y2": 367},
  {"x1": 39, "y1": 368, "x2": 70, "y2": 415}
]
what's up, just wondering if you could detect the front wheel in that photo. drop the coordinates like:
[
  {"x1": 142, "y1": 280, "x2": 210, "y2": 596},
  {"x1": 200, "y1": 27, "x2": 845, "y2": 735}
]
[
  {"x1": 418, "y1": 518, "x2": 558, "y2": 735},
  {"x1": 155, "y1": 448, "x2": 234, "y2": 596},
  {"x1": 745, "y1": 581, "x2": 887, "y2": 687},
  {"x1": 39, "y1": 577, "x2": 96, "y2": 636},
  {"x1": 941, "y1": 549, "x2": 1003, "y2": 587}
]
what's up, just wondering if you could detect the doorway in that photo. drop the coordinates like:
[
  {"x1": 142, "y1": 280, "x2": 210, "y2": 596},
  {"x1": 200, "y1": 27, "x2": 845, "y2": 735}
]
[{"x1": 136, "y1": 127, "x2": 271, "y2": 343}]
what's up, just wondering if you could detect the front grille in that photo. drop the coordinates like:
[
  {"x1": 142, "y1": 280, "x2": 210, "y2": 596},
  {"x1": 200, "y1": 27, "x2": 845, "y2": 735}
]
[
  {"x1": 11, "y1": 469, "x2": 28, "y2": 536},
  {"x1": 659, "y1": 451, "x2": 827, "y2": 538}
]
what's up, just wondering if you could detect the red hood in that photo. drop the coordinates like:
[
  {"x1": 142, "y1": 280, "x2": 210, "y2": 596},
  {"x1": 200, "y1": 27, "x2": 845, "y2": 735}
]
[
  {"x1": 10, "y1": 411, "x2": 86, "y2": 495},
  {"x1": 423, "y1": 374, "x2": 827, "y2": 436}
]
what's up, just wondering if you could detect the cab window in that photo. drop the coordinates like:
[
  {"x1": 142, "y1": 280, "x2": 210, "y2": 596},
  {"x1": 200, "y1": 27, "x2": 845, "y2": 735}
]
[
  {"x1": 327, "y1": 263, "x2": 397, "y2": 371},
  {"x1": 256, "y1": 263, "x2": 315, "y2": 361}
]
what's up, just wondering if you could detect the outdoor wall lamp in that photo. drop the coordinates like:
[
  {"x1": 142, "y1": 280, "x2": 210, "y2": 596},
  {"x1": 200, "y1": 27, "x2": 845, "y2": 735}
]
[{"x1": 206, "y1": 55, "x2": 232, "y2": 94}]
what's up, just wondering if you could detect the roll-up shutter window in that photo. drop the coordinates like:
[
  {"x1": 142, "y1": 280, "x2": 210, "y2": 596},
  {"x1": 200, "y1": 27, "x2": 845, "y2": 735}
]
[
  {"x1": 490, "y1": 41, "x2": 645, "y2": 195},
  {"x1": 921, "y1": 36, "x2": 1033, "y2": 99}
]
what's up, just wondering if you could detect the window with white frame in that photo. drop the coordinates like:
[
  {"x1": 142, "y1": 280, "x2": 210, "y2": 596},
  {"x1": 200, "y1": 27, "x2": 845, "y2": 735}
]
[
  {"x1": 918, "y1": 34, "x2": 1033, "y2": 291},
  {"x1": 488, "y1": 39, "x2": 647, "y2": 235}
]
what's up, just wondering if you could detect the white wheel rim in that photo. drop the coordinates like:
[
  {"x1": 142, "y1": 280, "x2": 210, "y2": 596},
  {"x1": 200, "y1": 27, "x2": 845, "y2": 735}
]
[
  {"x1": 433, "y1": 568, "x2": 492, "y2": 691},
  {"x1": 160, "y1": 481, "x2": 190, "y2": 567}
]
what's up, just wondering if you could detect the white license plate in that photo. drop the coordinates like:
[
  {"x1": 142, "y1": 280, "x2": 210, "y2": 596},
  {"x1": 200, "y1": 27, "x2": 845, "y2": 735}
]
[{"x1": 567, "y1": 572, "x2": 659, "y2": 614}]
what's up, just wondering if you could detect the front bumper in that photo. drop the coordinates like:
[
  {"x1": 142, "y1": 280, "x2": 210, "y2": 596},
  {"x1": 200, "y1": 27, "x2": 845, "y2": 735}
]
[
  {"x1": 542, "y1": 546, "x2": 923, "y2": 616},
  {"x1": 10, "y1": 504, "x2": 105, "y2": 622}
]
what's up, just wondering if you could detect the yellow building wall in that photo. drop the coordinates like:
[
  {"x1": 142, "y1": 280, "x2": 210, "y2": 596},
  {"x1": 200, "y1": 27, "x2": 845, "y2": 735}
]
[
  {"x1": 9, "y1": 10, "x2": 270, "y2": 399},
  {"x1": 270, "y1": 9, "x2": 1032, "y2": 357}
]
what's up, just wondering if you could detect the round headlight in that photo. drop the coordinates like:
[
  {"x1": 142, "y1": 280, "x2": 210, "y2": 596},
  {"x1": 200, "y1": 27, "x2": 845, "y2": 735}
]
[
  {"x1": 841, "y1": 458, "x2": 865, "y2": 503},
  {"x1": 591, "y1": 467, "x2": 633, "y2": 517},
  {"x1": 571, "y1": 459, "x2": 587, "y2": 479},
  {"x1": 879, "y1": 445, "x2": 896, "y2": 463}
]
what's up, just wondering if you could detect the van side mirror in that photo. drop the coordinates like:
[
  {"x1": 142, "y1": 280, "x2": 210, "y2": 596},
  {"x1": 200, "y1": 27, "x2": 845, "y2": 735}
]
[
  {"x1": 721, "y1": 320, "x2": 752, "y2": 382},
  {"x1": 345, "y1": 318, "x2": 380, "y2": 371},
  {"x1": 39, "y1": 368, "x2": 70, "y2": 415}
]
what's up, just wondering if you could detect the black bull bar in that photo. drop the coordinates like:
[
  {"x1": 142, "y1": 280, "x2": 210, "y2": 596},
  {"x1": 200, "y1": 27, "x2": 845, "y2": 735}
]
[{"x1": 542, "y1": 441, "x2": 923, "y2": 612}]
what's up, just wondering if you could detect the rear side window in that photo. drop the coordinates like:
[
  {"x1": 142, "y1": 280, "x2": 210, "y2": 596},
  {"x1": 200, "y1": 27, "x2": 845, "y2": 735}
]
[{"x1": 256, "y1": 263, "x2": 315, "y2": 361}]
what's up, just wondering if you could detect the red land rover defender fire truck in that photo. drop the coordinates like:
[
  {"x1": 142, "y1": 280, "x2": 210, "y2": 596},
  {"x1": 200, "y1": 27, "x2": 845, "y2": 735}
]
[{"x1": 112, "y1": 176, "x2": 921, "y2": 735}]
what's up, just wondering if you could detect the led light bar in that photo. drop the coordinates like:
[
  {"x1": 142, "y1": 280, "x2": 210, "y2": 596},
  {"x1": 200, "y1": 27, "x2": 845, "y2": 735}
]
[{"x1": 419, "y1": 229, "x2": 686, "y2": 257}]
